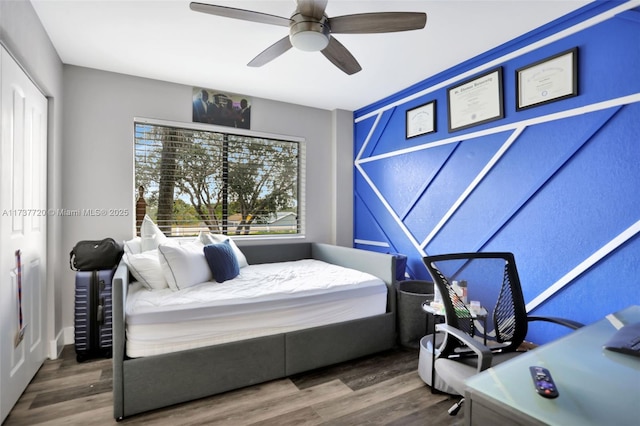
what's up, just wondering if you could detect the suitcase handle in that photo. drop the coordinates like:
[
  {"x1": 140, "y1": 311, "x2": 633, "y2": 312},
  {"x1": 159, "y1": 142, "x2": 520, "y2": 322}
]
[{"x1": 97, "y1": 303, "x2": 104, "y2": 324}]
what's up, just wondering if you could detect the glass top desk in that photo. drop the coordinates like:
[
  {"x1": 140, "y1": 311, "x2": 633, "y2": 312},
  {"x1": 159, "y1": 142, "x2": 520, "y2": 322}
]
[{"x1": 464, "y1": 305, "x2": 640, "y2": 426}]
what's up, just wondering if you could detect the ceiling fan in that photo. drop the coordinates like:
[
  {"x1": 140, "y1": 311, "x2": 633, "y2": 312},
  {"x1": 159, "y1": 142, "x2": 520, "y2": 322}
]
[{"x1": 190, "y1": 0, "x2": 427, "y2": 75}]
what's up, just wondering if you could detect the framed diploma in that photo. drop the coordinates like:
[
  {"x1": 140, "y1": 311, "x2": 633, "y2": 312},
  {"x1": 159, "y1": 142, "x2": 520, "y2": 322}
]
[
  {"x1": 516, "y1": 47, "x2": 578, "y2": 110},
  {"x1": 447, "y1": 67, "x2": 503, "y2": 132},
  {"x1": 406, "y1": 100, "x2": 436, "y2": 139}
]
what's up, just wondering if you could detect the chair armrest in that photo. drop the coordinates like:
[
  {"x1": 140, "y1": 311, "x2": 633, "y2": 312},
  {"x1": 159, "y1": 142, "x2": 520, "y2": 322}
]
[
  {"x1": 527, "y1": 316, "x2": 584, "y2": 330},
  {"x1": 436, "y1": 324, "x2": 493, "y2": 372}
]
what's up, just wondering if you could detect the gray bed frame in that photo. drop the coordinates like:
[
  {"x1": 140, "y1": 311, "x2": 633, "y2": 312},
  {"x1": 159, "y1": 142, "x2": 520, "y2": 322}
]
[{"x1": 112, "y1": 242, "x2": 398, "y2": 420}]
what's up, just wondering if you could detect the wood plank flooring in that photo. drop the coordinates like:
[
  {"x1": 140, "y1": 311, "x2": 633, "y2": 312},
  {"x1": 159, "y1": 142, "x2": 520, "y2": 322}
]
[{"x1": 4, "y1": 346, "x2": 464, "y2": 426}]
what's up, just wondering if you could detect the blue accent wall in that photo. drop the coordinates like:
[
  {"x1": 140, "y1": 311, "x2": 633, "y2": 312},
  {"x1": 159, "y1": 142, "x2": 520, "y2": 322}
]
[{"x1": 353, "y1": 2, "x2": 640, "y2": 344}]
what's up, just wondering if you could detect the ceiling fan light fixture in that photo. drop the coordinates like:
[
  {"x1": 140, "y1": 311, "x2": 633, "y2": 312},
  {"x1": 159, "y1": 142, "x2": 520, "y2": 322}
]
[
  {"x1": 289, "y1": 13, "x2": 330, "y2": 52},
  {"x1": 290, "y1": 30, "x2": 329, "y2": 51}
]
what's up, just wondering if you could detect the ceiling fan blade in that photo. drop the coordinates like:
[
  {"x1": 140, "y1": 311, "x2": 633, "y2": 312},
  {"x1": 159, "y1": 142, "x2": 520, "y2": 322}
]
[
  {"x1": 296, "y1": 0, "x2": 328, "y2": 20},
  {"x1": 321, "y1": 37, "x2": 362, "y2": 75},
  {"x1": 329, "y1": 12, "x2": 427, "y2": 34},
  {"x1": 190, "y1": 2, "x2": 290, "y2": 27},
  {"x1": 248, "y1": 36, "x2": 293, "y2": 67}
]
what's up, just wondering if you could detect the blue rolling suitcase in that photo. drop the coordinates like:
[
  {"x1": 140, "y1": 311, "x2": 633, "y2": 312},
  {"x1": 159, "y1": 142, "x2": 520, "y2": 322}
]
[{"x1": 74, "y1": 269, "x2": 114, "y2": 362}]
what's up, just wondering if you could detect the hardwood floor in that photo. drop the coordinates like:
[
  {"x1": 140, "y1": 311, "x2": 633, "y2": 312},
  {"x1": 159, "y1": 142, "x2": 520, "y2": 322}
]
[{"x1": 4, "y1": 346, "x2": 464, "y2": 426}]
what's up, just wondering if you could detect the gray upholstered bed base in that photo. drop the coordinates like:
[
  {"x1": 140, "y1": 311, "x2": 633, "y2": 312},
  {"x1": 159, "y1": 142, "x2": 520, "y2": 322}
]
[{"x1": 112, "y1": 242, "x2": 398, "y2": 420}]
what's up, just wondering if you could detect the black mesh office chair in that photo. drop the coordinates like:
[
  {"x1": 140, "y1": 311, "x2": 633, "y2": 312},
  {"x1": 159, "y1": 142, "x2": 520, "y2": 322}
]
[{"x1": 423, "y1": 252, "x2": 582, "y2": 415}]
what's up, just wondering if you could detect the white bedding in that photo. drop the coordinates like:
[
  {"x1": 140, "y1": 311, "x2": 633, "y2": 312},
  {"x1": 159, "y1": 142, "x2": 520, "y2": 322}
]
[{"x1": 125, "y1": 259, "x2": 388, "y2": 357}]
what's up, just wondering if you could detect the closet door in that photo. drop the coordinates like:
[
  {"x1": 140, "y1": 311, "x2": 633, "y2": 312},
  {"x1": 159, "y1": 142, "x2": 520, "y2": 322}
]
[{"x1": 0, "y1": 46, "x2": 48, "y2": 423}]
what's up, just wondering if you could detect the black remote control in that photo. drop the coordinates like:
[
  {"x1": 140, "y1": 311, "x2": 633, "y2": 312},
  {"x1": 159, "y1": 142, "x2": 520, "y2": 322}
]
[{"x1": 529, "y1": 366, "x2": 559, "y2": 398}]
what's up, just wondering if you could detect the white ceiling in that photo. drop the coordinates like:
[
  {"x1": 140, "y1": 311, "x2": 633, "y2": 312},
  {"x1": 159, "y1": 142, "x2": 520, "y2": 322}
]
[{"x1": 31, "y1": 0, "x2": 592, "y2": 111}]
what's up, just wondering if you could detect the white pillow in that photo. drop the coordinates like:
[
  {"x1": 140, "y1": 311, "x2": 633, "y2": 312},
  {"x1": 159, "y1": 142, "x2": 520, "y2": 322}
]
[
  {"x1": 123, "y1": 237, "x2": 142, "y2": 255},
  {"x1": 158, "y1": 240, "x2": 212, "y2": 291},
  {"x1": 140, "y1": 215, "x2": 168, "y2": 252},
  {"x1": 123, "y1": 250, "x2": 168, "y2": 290},
  {"x1": 198, "y1": 231, "x2": 248, "y2": 268}
]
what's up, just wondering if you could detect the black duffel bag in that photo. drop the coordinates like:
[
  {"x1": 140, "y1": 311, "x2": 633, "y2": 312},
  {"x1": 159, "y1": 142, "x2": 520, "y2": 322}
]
[{"x1": 69, "y1": 238, "x2": 124, "y2": 271}]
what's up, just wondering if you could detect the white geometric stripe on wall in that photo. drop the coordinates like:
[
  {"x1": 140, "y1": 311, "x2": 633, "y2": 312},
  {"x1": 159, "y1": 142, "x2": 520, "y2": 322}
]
[{"x1": 526, "y1": 218, "x2": 640, "y2": 312}]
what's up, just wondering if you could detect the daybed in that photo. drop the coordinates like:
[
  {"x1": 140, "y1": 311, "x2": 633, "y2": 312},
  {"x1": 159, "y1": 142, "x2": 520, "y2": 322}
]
[{"x1": 112, "y1": 242, "x2": 398, "y2": 420}]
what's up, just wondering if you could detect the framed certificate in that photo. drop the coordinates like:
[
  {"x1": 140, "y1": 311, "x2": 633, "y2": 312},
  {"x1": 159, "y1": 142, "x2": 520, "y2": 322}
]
[
  {"x1": 406, "y1": 100, "x2": 436, "y2": 139},
  {"x1": 516, "y1": 48, "x2": 578, "y2": 110},
  {"x1": 447, "y1": 67, "x2": 503, "y2": 132}
]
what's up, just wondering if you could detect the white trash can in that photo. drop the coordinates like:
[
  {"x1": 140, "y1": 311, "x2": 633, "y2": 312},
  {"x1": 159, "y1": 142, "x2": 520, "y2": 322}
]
[{"x1": 418, "y1": 335, "x2": 458, "y2": 394}]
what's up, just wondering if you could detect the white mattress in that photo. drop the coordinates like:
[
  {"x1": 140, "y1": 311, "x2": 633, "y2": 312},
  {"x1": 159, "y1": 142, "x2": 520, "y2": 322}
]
[{"x1": 125, "y1": 259, "x2": 388, "y2": 357}]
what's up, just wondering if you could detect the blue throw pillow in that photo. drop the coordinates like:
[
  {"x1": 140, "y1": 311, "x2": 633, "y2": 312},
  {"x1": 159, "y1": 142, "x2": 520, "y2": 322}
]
[{"x1": 203, "y1": 240, "x2": 240, "y2": 283}]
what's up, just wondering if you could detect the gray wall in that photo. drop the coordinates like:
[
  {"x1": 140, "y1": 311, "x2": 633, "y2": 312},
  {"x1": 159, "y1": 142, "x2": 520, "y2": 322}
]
[
  {"x1": 61, "y1": 65, "x2": 351, "y2": 335},
  {"x1": 331, "y1": 109, "x2": 354, "y2": 247},
  {"x1": 0, "y1": 0, "x2": 65, "y2": 358}
]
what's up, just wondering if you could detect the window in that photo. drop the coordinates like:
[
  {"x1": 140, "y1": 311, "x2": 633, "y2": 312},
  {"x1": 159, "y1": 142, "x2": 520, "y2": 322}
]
[{"x1": 134, "y1": 118, "x2": 305, "y2": 237}]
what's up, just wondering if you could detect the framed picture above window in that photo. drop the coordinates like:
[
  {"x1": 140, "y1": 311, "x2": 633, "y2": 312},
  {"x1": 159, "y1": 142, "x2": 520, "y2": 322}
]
[
  {"x1": 192, "y1": 87, "x2": 252, "y2": 129},
  {"x1": 406, "y1": 100, "x2": 436, "y2": 139},
  {"x1": 447, "y1": 67, "x2": 504, "y2": 132},
  {"x1": 516, "y1": 47, "x2": 578, "y2": 111}
]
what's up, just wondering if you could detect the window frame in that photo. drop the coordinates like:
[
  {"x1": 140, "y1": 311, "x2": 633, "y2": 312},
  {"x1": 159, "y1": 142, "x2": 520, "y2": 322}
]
[{"x1": 133, "y1": 117, "x2": 306, "y2": 240}]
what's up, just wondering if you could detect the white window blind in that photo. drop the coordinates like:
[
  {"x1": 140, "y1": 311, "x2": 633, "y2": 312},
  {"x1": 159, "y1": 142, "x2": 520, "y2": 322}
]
[{"x1": 134, "y1": 119, "x2": 304, "y2": 237}]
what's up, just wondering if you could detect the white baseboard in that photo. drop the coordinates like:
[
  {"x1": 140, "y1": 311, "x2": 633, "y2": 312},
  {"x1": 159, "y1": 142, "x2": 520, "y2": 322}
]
[
  {"x1": 63, "y1": 326, "x2": 75, "y2": 346},
  {"x1": 47, "y1": 328, "x2": 67, "y2": 360}
]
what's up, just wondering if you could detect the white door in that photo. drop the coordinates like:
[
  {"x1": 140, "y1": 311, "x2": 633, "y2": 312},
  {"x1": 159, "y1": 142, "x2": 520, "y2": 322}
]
[{"x1": 0, "y1": 46, "x2": 48, "y2": 423}]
